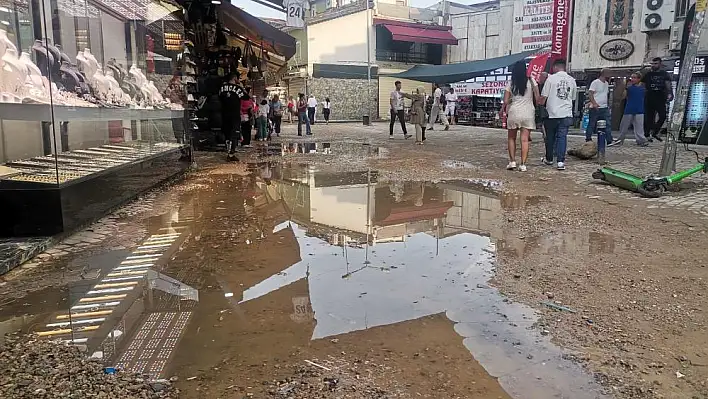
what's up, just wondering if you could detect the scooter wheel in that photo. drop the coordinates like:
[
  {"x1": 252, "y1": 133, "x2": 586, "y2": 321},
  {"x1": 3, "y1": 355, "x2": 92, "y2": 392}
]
[
  {"x1": 592, "y1": 170, "x2": 606, "y2": 180},
  {"x1": 637, "y1": 181, "x2": 665, "y2": 198}
]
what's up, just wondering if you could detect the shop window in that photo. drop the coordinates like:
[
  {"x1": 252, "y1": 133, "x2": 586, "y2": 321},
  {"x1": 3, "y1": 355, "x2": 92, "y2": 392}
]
[{"x1": 0, "y1": 0, "x2": 189, "y2": 238}]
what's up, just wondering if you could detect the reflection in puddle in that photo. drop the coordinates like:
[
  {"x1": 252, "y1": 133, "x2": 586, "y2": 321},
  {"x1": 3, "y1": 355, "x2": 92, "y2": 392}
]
[
  {"x1": 235, "y1": 164, "x2": 606, "y2": 398},
  {"x1": 0, "y1": 162, "x2": 608, "y2": 397},
  {"x1": 262, "y1": 141, "x2": 389, "y2": 158},
  {"x1": 499, "y1": 231, "x2": 618, "y2": 258}
]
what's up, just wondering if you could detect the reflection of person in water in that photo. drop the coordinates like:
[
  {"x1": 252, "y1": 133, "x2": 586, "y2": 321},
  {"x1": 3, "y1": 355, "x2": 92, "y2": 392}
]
[
  {"x1": 259, "y1": 162, "x2": 272, "y2": 185},
  {"x1": 374, "y1": 182, "x2": 435, "y2": 223}
]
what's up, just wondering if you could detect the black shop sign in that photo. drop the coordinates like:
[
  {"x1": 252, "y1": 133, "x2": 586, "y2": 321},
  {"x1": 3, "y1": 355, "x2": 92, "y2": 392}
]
[{"x1": 673, "y1": 56, "x2": 707, "y2": 75}]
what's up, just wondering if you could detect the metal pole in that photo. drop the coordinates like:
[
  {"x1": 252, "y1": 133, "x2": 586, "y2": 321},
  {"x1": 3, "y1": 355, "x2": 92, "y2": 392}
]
[
  {"x1": 659, "y1": 3, "x2": 706, "y2": 175},
  {"x1": 366, "y1": 1, "x2": 371, "y2": 124}
]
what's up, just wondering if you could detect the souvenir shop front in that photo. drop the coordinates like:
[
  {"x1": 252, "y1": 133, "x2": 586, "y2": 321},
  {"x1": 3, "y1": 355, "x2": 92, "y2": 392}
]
[
  {"x1": 0, "y1": 0, "x2": 294, "y2": 238},
  {"x1": 453, "y1": 67, "x2": 509, "y2": 127},
  {"x1": 187, "y1": 3, "x2": 295, "y2": 149}
]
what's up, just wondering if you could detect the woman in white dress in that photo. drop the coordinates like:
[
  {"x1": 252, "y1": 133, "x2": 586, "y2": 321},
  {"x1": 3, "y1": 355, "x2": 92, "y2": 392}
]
[{"x1": 500, "y1": 61, "x2": 542, "y2": 171}]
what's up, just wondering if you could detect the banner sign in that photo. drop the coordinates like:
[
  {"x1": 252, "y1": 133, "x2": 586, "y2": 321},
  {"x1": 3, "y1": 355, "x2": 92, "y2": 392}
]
[
  {"x1": 551, "y1": 0, "x2": 571, "y2": 61},
  {"x1": 453, "y1": 80, "x2": 509, "y2": 97},
  {"x1": 522, "y1": 0, "x2": 553, "y2": 52},
  {"x1": 527, "y1": 52, "x2": 551, "y2": 80}
]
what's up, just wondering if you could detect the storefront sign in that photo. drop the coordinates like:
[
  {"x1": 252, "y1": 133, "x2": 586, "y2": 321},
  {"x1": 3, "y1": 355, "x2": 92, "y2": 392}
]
[
  {"x1": 599, "y1": 39, "x2": 634, "y2": 61},
  {"x1": 673, "y1": 57, "x2": 707, "y2": 75},
  {"x1": 453, "y1": 80, "x2": 509, "y2": 97},
  {"x1": 521, "y1": 0, "x2": 554, "y2": 52},
  {"x1": 551, "y1": 0, "x2": 571, "y2": 61}
]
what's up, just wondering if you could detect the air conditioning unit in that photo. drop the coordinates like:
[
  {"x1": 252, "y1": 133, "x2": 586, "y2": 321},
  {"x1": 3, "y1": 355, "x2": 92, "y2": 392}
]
[{"x1": 641, "y1": 0, "x2": 676, "y2": 32}]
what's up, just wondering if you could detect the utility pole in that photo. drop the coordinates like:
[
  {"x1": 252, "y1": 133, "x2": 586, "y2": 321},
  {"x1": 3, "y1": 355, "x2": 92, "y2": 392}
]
[
  {"x1": 365, "y1": 0, "x2": 372, "y2": 124},
  {"x1": 659, "y1": 2, "x2": 706, "y2": 175}
]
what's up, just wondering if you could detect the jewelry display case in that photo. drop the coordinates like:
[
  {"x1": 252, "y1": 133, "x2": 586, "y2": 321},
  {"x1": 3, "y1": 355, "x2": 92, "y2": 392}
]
[{"x1": 0, "y1": 0, "x2": 191, "y2": 237}]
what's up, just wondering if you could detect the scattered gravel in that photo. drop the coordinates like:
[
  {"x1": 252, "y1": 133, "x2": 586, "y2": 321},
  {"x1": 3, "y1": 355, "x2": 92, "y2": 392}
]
[
  {"x1": 0, "y1": 334, "x2": 179, "y2": 399},
  {"x1": 265, "y1": 358, "x2": 407, "y2": 398}
]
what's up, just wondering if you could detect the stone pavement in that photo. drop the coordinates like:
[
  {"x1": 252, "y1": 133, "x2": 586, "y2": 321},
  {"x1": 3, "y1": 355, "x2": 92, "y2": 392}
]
[{"x1": 535, "y1": 136, "x2": 708, "y2": 220}]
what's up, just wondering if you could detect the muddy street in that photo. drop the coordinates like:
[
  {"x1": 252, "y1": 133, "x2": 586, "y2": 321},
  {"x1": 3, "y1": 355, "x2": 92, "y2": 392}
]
[{"x1": 1, "y1": 123, "x2": 707, "y2": 399}]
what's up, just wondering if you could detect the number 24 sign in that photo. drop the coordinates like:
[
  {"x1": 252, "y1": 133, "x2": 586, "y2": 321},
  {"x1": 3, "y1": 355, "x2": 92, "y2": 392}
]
[{"x1": 289, "y1": 6, "x2": 302, "y2": 18}]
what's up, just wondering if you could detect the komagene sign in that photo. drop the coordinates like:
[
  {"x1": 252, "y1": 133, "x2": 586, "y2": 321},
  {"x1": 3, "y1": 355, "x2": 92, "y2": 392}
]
[{"x1": 551, "y1": 0, "x2": 571, "y2": 61}]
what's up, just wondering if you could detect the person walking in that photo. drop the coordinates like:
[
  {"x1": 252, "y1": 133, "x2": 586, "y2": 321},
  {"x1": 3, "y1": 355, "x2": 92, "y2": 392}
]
[
  {"x1": 641, "y1": 57, "x2": 673, "y2": 142},
  {"x1": 534, "y1": 71, "x2": 550, "y2": 142},
  {"x1": 501, "y1": 61, "x2": 541, "y2": 172},
  {"x1": 297, "y1": 93, "x2": 311, "y2": 136},
  {"x1": 444, "y1": 87, "x2": 458, "y2": 125},
  {"x1": 427, "y1": 83, "x2": 450, "y2": 131},
  {"x1": 257, "y1": 99, "x2": 269, "y2": 141},
  {"x1": 614, "y1": 72, "x2": 649, "y2": 146},
  {"x1": 271, "y1": 94, "x2": 283, "y2": 137},
  {"x1": 401, "y1": 86, "x2": 427, "y2": 144},
  {"x1": 541, "y1": 58, "x2": 577, "y2": 171},
  {"x1": 239, "y1": 89, "x2": 255, "y2": 148},
  {"x1": 307, "y1": 94, "x2": 318, "y2": 124},
  {"x1": 323, "y1": 97, "x2": 331, "y2": 124},
  {"x1": 586, "y1": 69, "x2": 614, "y2": 144},
  {"x1": 287, "y1": 96, "x2": 295, "y2": 123},
  {"x1": 218, "y1": 73, "x2": 246, "y2": 160},
  {"x1": 389, "y1": 80, "x2": 411, "y2": 139}
]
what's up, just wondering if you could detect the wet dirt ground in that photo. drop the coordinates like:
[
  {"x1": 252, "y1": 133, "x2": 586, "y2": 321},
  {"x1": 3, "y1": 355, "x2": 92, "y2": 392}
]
[{"x1": 1, "y1": 122, "x2": 707, "y2": 399}]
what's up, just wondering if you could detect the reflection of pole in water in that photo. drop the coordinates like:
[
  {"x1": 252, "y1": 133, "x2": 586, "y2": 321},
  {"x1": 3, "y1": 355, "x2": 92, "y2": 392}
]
[
  {"x1": 365, "y1": 169, "x2": 371, "y2": 264},
  {"x1": 436, "y1": 219, "x2": 441, "y2": 256}
]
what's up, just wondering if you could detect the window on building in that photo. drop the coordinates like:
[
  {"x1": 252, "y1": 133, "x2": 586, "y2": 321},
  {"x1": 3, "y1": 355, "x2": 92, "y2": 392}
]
[
  {"x1": 675, "y1": 0, "x2": 690, "y2": 20},
  {"x1": 374, "y1": 25, "x2": 443, "y2": 65}
]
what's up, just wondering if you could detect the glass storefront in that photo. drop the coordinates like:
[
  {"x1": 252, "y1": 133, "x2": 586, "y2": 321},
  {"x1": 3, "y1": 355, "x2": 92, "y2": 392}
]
[
  {"x1": 0, "y1": 0, "x2": 297, "y2": 390},
  {"x1": 0, "y1": 0, "x2": 189, "y2": 237}
]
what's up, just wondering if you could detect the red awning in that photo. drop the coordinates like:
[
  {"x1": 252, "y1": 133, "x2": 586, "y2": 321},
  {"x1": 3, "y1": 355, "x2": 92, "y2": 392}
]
[{"x1": 383, "y1": 24, "x2": 458, "y2": 46}]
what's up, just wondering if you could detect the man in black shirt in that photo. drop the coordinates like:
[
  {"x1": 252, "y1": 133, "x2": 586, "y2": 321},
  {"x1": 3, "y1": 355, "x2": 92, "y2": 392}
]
[
  {"x1": 641, "y1": 57, "x2": 674, "y2": 142},
  {"x1": 219, "y1": 73, "x2": 246, "y2": 161}
]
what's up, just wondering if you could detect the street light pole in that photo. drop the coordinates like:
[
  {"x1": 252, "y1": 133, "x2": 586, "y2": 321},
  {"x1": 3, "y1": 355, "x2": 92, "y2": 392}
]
[
  {"x1": 659, "y1": 4, "x2": 706, "y2": 175},
  {"x1": 365, "y1": 0, "x2": 372, "y2": 124}
]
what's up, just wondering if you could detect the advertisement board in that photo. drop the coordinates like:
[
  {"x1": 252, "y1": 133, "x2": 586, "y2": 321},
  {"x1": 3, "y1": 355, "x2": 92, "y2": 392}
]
[
  {"x1": 522, "y1": 0, "x2": 554, "y2": 52},
  {"x1": 453, "y1": 80, "x2": 509, "y2": 97}
]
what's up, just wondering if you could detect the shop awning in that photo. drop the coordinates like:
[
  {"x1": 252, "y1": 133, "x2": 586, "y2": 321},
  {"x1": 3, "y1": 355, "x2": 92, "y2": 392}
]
[
  {"x1": 220, "y1": 4, "x2": 296, "y2": 59},
  {"x1": 382, "y1": 24, "x2": 458, "y2": 46},
  {"x1": 385, "y1": 49, "x2": 541, "y2": 84}
]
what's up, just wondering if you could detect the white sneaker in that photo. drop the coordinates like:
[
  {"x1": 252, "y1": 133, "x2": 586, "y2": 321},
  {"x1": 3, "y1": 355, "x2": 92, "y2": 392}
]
[
  {"x1": 519, "y1": 164, "x2": 527, "y2": 172},
  {"x1": 506, "y1": 161, "x2": 517, "y2": 170},
  {"x1": 557, "y1": 162, "x2": 565, "y2": 170}
]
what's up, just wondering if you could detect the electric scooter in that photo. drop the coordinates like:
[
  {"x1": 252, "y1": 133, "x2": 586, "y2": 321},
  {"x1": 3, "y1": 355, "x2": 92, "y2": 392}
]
[{"x1": 592, "y1": 158, "x2": 708, "y2": 198}]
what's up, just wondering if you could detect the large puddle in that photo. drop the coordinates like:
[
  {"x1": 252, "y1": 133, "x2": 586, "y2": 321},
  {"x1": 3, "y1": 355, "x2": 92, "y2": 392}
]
[{"x1": 0, "y1": 161, "x2": 610, "y2": 398}]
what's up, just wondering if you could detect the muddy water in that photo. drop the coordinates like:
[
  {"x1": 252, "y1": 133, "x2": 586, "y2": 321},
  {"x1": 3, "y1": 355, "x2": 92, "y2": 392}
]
[{"x1": 0, "y1": 161, "x2": 610, "y2": 398}]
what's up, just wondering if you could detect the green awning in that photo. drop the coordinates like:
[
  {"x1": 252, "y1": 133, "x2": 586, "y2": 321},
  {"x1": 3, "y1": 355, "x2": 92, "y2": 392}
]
[{"x1": 385, "y1": 49, "x2": 541, "y2": 83}]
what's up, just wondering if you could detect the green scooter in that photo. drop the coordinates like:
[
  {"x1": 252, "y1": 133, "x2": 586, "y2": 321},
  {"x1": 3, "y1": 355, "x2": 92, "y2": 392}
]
[{"x1": 592, "y1": 157, "x2": 708, "y2": 198}]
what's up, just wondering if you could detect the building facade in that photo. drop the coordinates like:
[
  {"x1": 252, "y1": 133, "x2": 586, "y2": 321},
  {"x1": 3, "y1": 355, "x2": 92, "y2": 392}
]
[{"x1": 300, "y1": 0, "x2": 456, "y2": 120}]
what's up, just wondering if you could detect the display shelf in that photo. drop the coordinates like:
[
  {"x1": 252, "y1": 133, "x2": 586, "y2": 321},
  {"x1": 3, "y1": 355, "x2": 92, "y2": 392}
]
[
  {"x1": 0, "y1": 104, "x2": 184, "y2": 122},
  {"x1": 0, "y1": 142, "x2": 189, "y2": 237},
  {"x1": 1, "y1": 142, "x2": 184, "y2": 187}
]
